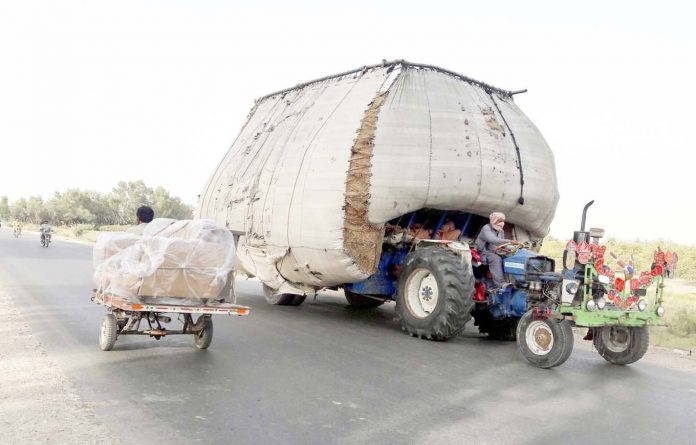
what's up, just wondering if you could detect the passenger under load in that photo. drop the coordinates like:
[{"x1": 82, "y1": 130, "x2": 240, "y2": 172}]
[{"x1": 383, "y1": 210, "x2": 490, "y2": 247}]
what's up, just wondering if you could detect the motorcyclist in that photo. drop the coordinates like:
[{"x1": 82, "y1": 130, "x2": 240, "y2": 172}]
[
  {"x1": 40, "y1": 221, "x2": 53, "y2": 244},
  {"x1": 12, "y1": 218, "x2": 22, "y2": 237}
]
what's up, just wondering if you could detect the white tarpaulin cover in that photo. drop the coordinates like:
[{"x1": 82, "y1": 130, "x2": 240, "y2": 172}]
[
  {"x1": 93, "y1": 219, "x2": 236, "y2": 303},
  {"x1": 198, "y1": 61, "x2": 559, "y2": 294}
]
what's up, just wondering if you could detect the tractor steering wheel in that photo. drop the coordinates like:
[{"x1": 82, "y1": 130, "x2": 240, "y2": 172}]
[{"x1": 494, "y1": 241, "x2": 524, "y2": 257}]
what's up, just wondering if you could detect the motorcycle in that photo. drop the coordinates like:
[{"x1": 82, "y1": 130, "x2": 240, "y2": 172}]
[
  {"x1": 41, "y1": 230, "x2": 52, "y2": 247},
  {"x1": 13, "y1": 227, "x2": 22, "y2": 238}
]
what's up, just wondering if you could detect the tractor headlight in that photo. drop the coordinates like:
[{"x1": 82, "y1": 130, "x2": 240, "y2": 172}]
[
  {"x1": 586, "y1": 299, "x2": 597, "y2": 311},
  {"x1": 597, "y1": 275, "x2": 610, "y2": 285},
  {"x1": 596, "y1": 297, "x2": 606, "y2": 310},
  {"x1": 566, "y1": 281, "x2": 579, "y2": 295},
  {"x1": 656, "y1": 306, "x2": 665, "y2": 317},
  {"x1": 637, "y1": 299, "x2": 648, "y2": 311}
]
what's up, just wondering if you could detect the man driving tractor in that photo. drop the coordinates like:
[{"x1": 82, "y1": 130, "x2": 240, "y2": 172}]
[{"x1": 475, "y1": 212, "x2": 520, "y2": 290}]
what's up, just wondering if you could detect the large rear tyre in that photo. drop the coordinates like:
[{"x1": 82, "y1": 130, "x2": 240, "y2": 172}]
[
  {"x1": 194, "y1": 316, "x2": 214, "y2": 349},
  {"x1": 99, "y1": 313, "x2": 118, "y2": 351},
  {"x1": 593, "y1": 326, "x2": 649, "y2": 365},
  {"x1": 516, "y1": 309, "x2": 573, "y2": 368},
  {"x1": 263, "y1": 284, "x2": 306, "y2": 306},
  {"x1": 396, "y1": 246, "x2": 475, "y2": 341},
  {"x1": 345, "y1": 290, "x2": 386, "y2": 309}
]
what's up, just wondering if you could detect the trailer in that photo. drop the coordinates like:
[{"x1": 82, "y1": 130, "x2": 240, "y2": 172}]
[{"x1": 91, "y1": 289, "x2": 250, "y2": 351}]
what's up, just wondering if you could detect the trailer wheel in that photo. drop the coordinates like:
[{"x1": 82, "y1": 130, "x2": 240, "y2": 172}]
[
  {"x1": 345, "y1": 290, "x2": 385, "y2": 309},
  {"x1": 516, "y1": 309, "x2": 573, "y2": 368},
  {"x1": 99, "y1": 313, "x2": 118, "y2": 351},
  {"x1": 195, "y1": 316, "x2": 214, "y2": 349},
  {"x1": 263, "y1": 284, "x2": 306, "y2": 306},
  {"x1": 593, "y1": 326, "x2": 649, "y2": 365},
  {"x1": 396, "y1": 246, "x2": 475, "y2": 341}
]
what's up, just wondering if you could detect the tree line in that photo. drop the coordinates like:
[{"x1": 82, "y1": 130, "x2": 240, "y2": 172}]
[{"x1": 0, "y1": 181, "x2": 193, "y2": 226}]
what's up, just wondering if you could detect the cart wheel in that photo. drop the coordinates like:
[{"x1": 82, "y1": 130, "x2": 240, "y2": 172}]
[
  {"x1": 195, "y1": 316, "x2": 214, "y2": 350},
  {"x1": 99, "y1": 314, "x2": 118, "y2": 351}
]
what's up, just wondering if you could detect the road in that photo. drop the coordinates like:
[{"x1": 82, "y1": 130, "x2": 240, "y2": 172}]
[{"x1": 1, "y1": 227, "x2": 695, "y2": 445}]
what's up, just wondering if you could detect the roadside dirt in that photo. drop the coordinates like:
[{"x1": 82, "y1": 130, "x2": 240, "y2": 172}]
[{"x1": 0, "y1": 292, "x2": 118, "y2": 444}]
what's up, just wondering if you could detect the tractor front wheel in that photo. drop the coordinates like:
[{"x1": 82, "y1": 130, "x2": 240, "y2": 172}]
[
  {"x1": 593, "y1": 326, "x2": 649, "y2": 365},
  {"x1": 516, "y1": 309, "x2": 573, "y2": 368}
]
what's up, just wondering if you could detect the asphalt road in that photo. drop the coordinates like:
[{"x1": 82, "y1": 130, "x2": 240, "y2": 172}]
[{"x1": 1, "y1": 227, "x2": 695, "y2": 445}]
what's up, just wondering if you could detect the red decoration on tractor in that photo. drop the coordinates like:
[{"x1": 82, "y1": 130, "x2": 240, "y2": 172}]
[
  {"x1": 576, "y1": 241, "x2": 591, "y2": 264},
  {"x1": 639, "y1": 271, "x2": 652, "y2": 287},
  {"x1": 651, "y1": 265, "x2": 663, "y2": 276},
  {"x1": 594, "y1": 258, "x2": 604, "y2": 270},
  {"x1": 654, "y1": 250, "x2": 665, "y2": 266},
  {"x1": 614, "y1": 277, "x2": 625, "y2": 292},
  {"x1": 630, "y1": 278, "x2": 640, "y2": 291}
]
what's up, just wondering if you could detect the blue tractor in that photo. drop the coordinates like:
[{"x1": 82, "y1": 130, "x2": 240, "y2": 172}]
[{"x1": 342, "y1": 209, "x2": 558, "y2": 347}]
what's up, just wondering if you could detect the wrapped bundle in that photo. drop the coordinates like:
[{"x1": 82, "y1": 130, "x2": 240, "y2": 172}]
[
  {"x1": 197, "y1": 61, "x2": 559, "y2": 295},
  {"x1": 93, "y1": 219, "x2": 236, "y2": 303}
]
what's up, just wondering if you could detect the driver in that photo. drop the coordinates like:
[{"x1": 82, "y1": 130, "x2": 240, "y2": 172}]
[
  {"x1": 12, "y1": 218, "x2": 22, "y2": 235},
  {"x1": 475, "y1": 212, "x2": 516, "y2": 290},
  {"x1": 40, "y1": 220, "x2": 53, "y2": 243}
]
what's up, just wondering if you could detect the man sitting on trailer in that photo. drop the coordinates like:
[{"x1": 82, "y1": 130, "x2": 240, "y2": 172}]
[
  {"x1": 475, "y1": 212, "x2": 514, "y2": 290},
  {"x1": 436, "y1": 219, "x2": 462, "y2": 241},
  {"x1": 126, "y1": 206, "x2": 154, "y2": 236}
]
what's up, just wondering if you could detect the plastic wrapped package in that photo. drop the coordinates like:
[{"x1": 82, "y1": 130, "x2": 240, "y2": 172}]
[{"x1": 93, "y1": 219, "x2": 236, "y2": 303}]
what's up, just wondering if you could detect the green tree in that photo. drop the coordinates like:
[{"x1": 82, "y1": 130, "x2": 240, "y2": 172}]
[
  {"x1": 111, "y1": 181, "x2": 153, "y2": 224},
  {"x1": 10, "y1": 198, "x2": 28, "y2": 220},
  {"x1": 0, "y1": 196, "x2": 9, "y2": 220},
  {"x1": 152, "y1": 186, "x2": 193, "y2": 219},
  {"x1": 26, "y1": 196, "x2": 46, "y2": 223},
  {"x1": 48, "y1": 189, "x2": 95, "y2": 225}
]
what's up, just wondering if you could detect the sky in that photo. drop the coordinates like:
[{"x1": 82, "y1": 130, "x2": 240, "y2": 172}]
[{"x1": 1, "y1": 0, "x2": 695, "y2": 244}]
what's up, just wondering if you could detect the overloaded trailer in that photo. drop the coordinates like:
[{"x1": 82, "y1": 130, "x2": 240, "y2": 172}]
[{"x1": 198, "y1": 60, "x2": 665, "y2": 367}]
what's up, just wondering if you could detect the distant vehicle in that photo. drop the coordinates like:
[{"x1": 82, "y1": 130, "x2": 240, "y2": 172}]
[
  {"x1": 13, "y1": 226, "x2": 21, "y2": 238},
  {"x1": 40, "y1": 229, "x2": 52, "y2": 247}
]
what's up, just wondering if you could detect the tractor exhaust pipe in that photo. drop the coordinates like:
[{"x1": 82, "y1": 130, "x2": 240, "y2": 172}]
[{"x1": 580, "y1": 200, "x2": 594, "y2": 231}]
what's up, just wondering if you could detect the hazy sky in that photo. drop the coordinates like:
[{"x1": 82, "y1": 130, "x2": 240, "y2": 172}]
[{"x1": 1, "y1": 1, "x2": 694, "y2": 244}]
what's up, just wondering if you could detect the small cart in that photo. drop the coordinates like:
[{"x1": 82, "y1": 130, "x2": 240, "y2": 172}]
[{"x1": 91, "y1": 289, "x2": 250, "y2": 351}]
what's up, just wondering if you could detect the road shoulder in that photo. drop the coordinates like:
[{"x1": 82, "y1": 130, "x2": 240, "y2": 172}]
[{"x1": 0, "y1": 291, "x2": 118, "y2": 444}]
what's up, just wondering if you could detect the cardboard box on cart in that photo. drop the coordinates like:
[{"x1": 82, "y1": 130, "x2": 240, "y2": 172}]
[{"x1": 136, "y1": 238, "x2": 227, "y2": 300}]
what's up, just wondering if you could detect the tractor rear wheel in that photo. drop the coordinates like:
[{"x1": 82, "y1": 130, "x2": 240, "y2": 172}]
[
  {"x1": 396, "y1": 246, "x2": 475, "y2": 341},
  {"x1": 516, "y1": 309, "x2": 573, "y2": 368},
  {"x1": 593, "y1": 326, "x2": 649, "y2": 365},
  {"x1": 345, "y1": 290, "x2": 386, "y2": 309},
  {"x1": 263, "y1": 284, "x2": 306, "y2": 306}
]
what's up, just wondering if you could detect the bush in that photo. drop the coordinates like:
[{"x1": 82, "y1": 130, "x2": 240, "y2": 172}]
[
  {"x1": 98, "y1": 225, "x2": 128, "y2": 232},
  {"x1": 667, "y1": 309, "x2": 696, "y2": 337},
  {"x1": 70, "y1": 224, "x2": 95, "y2": 237}
]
